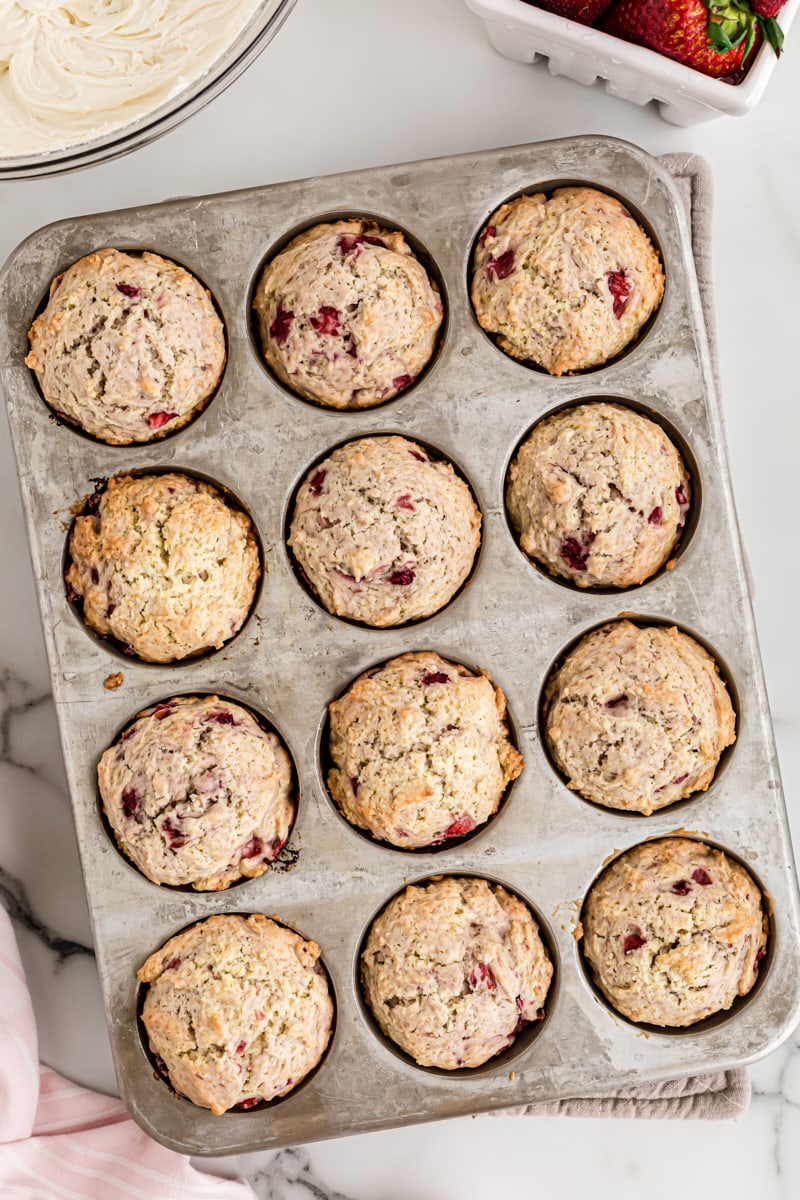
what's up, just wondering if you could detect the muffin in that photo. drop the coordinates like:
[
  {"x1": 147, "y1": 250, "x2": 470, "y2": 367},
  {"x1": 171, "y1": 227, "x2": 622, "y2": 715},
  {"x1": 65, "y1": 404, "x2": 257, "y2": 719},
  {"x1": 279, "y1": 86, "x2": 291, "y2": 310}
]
[
  {"x1": 506, "y1": 402, "x2": 690, "y2": 588},
  {"x1": 66, "y1": 472, "x2": 260, "y2": 663},
  {"x1": 543, "y1": 621, "x2": 736, "y2": 814},
  {"x1": 138, "y1": 914, "x2": 334, "y2": 1113},
  {"x1": 288, "y1": 436, "x2": 481, "y2": 627},
  {"x1": 581, "y1": 838, "x2": 768, "y2": 1027},
  {"x1": 360, "y1": 877, "x2": 552, "y2": 1069},
  {"x1": 98, "y1": 695, "x2": 294, "y2": 890},
  {"x1": 26, "y1": 249, "x2": 225, "y2": 444},
  {"x1": 471, "y1": 187, "x2": 664, "y2": 375},
  {"x1": 328, "y1": 652, "x2": 523, "y2": 849},
  {"x1": 252, "y1": 219, "x2": 443, "y2": 408}
]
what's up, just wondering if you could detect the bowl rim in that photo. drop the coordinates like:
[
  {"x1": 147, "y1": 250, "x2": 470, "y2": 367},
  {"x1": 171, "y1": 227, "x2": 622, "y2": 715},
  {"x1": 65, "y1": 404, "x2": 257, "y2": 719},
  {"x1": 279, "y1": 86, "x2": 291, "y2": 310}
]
[{"x1": 0, "y1": 0, "x2": 297, "y2": 179}]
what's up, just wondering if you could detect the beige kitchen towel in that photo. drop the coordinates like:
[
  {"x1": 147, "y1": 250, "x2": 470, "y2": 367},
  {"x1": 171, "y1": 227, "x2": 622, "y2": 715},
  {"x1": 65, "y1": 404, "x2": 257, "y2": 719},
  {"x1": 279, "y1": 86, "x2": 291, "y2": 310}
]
[{"x1": 503, "y1": 152, "x2": 750, "y2": 1121}]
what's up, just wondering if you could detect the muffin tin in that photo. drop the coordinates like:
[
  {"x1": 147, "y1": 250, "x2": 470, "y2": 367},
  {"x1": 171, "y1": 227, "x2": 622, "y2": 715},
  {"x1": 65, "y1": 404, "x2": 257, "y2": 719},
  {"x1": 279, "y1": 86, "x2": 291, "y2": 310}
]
[{"x1": 1, "y1": 136, "x2": 799, "y2": 1154}]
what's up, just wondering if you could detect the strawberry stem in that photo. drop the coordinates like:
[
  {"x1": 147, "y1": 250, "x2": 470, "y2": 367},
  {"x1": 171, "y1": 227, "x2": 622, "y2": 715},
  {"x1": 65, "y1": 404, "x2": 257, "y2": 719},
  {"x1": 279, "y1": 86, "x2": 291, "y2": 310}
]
[{"x1": 705, "y1": 0, "x2": 785, "y2": 61}]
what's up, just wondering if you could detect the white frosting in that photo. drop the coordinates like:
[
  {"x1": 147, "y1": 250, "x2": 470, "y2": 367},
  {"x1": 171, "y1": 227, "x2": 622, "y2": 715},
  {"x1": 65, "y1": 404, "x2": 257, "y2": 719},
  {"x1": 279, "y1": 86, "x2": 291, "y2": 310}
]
[{"x1": 0, "y1": 0, "x2": 263, "y2": 158}]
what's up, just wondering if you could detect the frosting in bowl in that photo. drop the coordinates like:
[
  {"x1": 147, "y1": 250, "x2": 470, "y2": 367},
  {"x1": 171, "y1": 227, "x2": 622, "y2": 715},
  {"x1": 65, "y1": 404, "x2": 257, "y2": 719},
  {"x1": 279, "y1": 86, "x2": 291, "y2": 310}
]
[{"x1": 0, "y1": 0, "x2": 263, "y2": 158}]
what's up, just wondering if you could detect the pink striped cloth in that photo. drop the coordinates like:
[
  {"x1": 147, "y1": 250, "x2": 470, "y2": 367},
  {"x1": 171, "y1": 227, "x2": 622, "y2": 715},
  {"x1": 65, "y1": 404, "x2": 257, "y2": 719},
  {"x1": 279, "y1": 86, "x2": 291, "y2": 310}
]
[{"x1": 0, "y1": 907, "x2": 255, "y2": 1199}]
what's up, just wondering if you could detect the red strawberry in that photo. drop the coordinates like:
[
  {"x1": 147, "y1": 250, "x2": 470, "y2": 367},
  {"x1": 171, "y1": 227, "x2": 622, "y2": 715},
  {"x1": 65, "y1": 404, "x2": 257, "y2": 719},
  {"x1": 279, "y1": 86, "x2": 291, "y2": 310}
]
[
  {"x1": 752, "y1": 0, "x2": 784, "y2": 15},
  {"x1": 525, "y1": 0, "x2": 614, "y2": 23},
  {"x1": 600, "y1": 1, "x2": 783, "y2": 77},
  {"x1": 750, "y1": 0, "x2": 787, "y2": 50}
]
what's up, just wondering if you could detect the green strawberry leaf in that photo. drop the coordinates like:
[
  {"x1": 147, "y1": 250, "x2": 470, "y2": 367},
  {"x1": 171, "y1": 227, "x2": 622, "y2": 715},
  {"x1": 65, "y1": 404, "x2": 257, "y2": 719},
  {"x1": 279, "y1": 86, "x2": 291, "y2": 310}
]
[
  {"x1": 707, "y1": 3, "x2": 762, "y2": 56},
  {"x1": 708, "y1": 23, "x2": 733, "y2": 50},
  {"x1": 706, "y1": 1, "x2": 756, "y2": 53},
  {"x1": 742, "y1": 22, "x2": 757, "y2": 58},
  {"x1": 760, "y1": 17, "x2": 785, "y2": 56}
]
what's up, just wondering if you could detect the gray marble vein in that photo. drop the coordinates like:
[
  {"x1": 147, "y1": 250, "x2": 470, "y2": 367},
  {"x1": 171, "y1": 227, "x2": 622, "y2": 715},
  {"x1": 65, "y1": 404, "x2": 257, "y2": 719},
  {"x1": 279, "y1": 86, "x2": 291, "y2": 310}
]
[
  {"x1": 0, "y1": 864, "x2": 93, "y2": 961},
  {"x1": 0, "y1": 668, "x2": 66, "y2": 791},
  {"x1": 199, "y1": 1147, "x2": 355, "y2": 1200},
  {"x1": 0, "y1": 668, "x2": 48, "y2": 749},
  {"x1": 0, "y1": 667, "x2": 91, "y2": 960},
  {"x1": 247, "y1": 1148, "x2": 354, "y2": 1200}
]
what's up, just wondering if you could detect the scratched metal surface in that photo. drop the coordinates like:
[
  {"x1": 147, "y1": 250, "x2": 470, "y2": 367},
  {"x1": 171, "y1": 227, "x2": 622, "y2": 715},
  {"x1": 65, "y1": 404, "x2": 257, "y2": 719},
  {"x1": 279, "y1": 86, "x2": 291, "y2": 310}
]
[{"x1": 1, "y1": 137, "x2": 798, "y2": 1155}]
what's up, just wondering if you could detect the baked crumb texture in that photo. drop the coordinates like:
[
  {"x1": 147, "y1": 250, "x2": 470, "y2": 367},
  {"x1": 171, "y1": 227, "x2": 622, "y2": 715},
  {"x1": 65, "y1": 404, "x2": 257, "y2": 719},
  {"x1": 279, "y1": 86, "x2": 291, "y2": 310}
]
[
  {"x1": 99, "y1": 695, "x2": 294, "y2": 890},
  {"x1": 328, "y1": 652, "x2": 522, "y2": 849},
  {"x1": 66, "y1": 472, "x2": 260, "y2": 663},
  {"x1": 471, "y1": 187, "x2": 664, "y2": 375},
  {"x1": 138, "y1": 913, "x2": 334, "y2": 1114},
  {"x1": 289, "y1": 436, "x2": 481, "y2": 627},
  {"x1": 361, "y1": 876, "x2": 553, "y2": 1069},
  {"x1": 27, "y1": 249, "x2": 225, "y2": 445},
  {"x1": 253, "y1": 219, "x2": 443, "y2": 409},
  {"x1": 506, "y1": 402, "x2": 690, "y2": 589},
  {"x1": 543, "y1": 621, "x2": 736, "y2": 814},
  {"x1": 581, "y1": 838, "x2": 768, "y2": 1027}
]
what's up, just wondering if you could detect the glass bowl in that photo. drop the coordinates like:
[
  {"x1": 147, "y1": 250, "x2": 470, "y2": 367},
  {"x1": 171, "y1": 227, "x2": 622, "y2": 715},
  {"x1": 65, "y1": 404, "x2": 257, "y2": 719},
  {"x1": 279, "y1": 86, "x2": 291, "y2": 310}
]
[{"x1": 0, "y1": 0, "x2": 297, "y2": 180}]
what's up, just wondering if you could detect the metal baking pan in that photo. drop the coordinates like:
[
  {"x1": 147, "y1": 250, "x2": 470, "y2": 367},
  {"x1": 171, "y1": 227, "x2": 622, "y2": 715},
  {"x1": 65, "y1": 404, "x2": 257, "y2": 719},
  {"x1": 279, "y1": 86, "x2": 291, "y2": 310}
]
[{"x1": 2, "y1": 136, "x2": 799, "y2": 1155}]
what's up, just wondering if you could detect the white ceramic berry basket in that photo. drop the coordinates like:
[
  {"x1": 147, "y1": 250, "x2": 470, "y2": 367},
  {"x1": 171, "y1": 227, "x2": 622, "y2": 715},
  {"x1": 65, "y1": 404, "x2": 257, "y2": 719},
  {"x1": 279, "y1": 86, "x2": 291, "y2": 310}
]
[{"x1": 465, "y1": 0, "x2": 799, "y2": 124}]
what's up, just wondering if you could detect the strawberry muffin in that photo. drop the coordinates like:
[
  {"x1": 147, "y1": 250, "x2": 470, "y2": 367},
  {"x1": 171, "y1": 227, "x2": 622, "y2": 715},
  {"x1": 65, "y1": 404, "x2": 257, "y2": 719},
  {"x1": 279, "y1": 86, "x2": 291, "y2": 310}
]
[
  {"x1": 327, "y1": 652, "x2": 523, "y2": 849},
  {"x1": 581, "y1": 838, "x2": 768, "y2": 1027},
  {"x1": 506, "y1": 402, "x2": 690, "y2": 588},
  {"x1": 66, "y1": 472, "x2": 260, "y2": 663},
  {"x1": 98, "y1": 695, "x2": 294, "y2": 890},
  {"x1": 253, "y1": 219, "x2": 443, "y2": 408},
  {"x1": 27, "y1": 249, "x2": 225, "y2": 444},
  {"x1": 361, "y1": 877, "x2": 553, "y2": 1069},
  {"x1": 288, "y1": 436, "x2": 481, "y2": 627},
  {"x1": 471, "y1": 187, "x2": 664, "y2": 374},
  {"x1": 138, "y1": 914, "x2": 334, "y2": 1113},
  {"x1": 543, "y1": 621, "x2": 736, "y2": 814}
]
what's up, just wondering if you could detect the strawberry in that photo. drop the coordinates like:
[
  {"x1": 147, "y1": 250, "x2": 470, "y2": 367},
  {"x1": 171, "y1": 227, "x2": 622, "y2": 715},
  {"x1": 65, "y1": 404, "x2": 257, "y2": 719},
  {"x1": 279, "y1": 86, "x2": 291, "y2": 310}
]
[
  {"x1": 751, "y1": 0, "x2": 785, "y2": 14},
  {"x1": 750, "y1": 0, "x2": 787, "y2": 50},
  {"x1": 599, "y1": 1, "x2": 784, "y2": 77},
  {"x1": 525, "y1": 0, "x2": 615, "y2": 23}
]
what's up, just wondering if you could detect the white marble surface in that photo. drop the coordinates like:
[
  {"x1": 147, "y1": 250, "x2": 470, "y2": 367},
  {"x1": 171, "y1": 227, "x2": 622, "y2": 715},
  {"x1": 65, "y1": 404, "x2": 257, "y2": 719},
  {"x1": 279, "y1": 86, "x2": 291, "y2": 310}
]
[{"x1": 1, "y1": 1, "x2": 799, "y2": 1196}]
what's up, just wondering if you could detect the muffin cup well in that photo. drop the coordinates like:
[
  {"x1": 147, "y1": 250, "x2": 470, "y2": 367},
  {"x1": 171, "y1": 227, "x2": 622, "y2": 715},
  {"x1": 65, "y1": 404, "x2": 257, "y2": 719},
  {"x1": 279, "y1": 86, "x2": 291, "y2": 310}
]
[
  {"x1": 63, "y1": 467, "x2": 264, "y2": 666},
  {"x1": 537, "y1": 614, "x2": 740, "y2": 819},
  {"x1": 136, "y1": 911, "x2": 337, "y2": 1114},
  {"x1": 577, "y1": 836, "x2": 773, "y2": 1036},
  {"x1": 503, "y1": 395, "x2": 701, "y2": 595},
  {"x1": 283, "y1": 431, "x2": 484, "y2": 631},
  {"x1": 468, "y1": 179, "x2": 665, "y2": 377},
  {"x1": 26, "y1": 248, "x2": 228, "y2": 446},
  {"x1": 247, "y1": 211, "x2": 448, "y2": 412},
  {"x1": 96, "y1": 691, "x2": 299, "y2": 892},
  {"x1": 355, "y1": 873, "x2": 558, "y2": 1077},
  {"x1": 317, "y1": 651, "x2": 522, "y2": 854}
]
